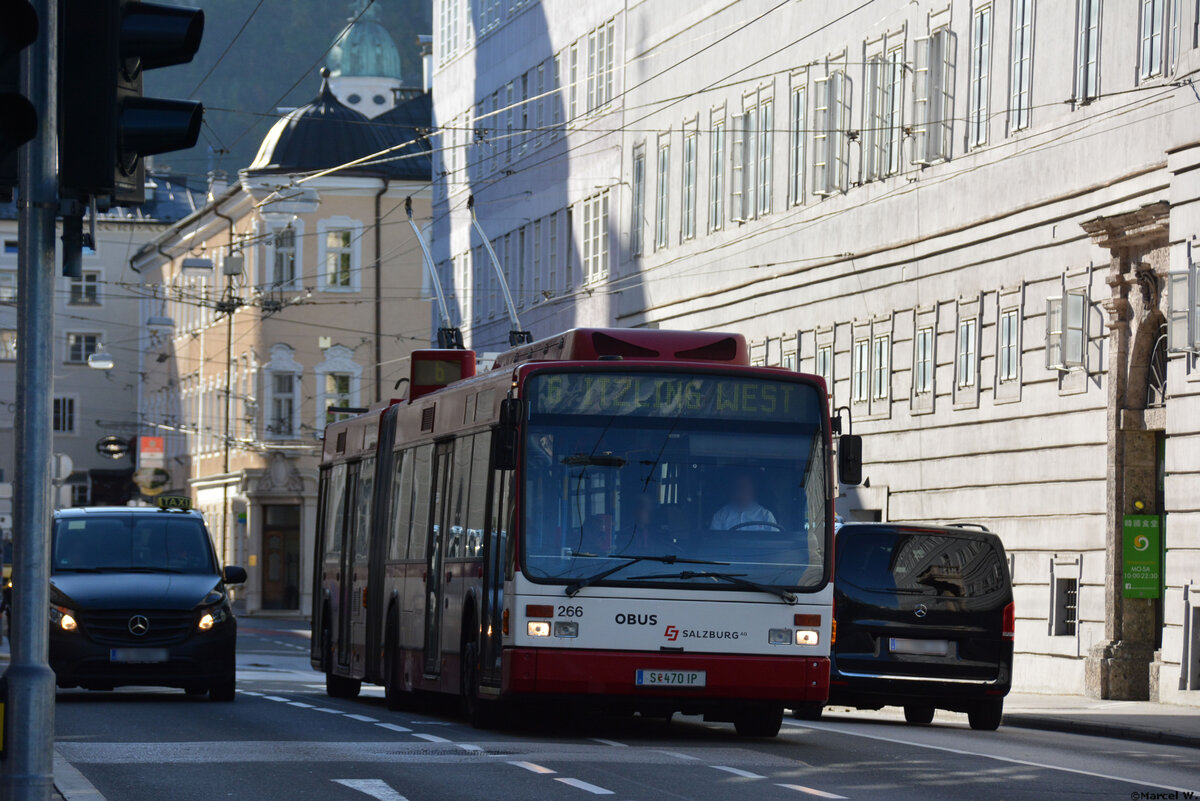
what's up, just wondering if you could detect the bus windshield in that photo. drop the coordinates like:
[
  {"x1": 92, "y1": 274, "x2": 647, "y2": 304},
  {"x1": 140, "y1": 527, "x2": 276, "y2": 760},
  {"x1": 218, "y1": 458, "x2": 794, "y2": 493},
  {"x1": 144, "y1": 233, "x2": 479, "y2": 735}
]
[{"x1": 521, "y1": 371, "x2": 829, "y2": 592}]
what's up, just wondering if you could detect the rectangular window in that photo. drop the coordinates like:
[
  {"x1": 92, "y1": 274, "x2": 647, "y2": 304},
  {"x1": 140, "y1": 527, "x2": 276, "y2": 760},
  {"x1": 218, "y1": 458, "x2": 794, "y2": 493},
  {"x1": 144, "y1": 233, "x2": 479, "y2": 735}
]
[
  {"x1": 1064, "y1": 291, "x2": 1087, "y2": 368},
  {"x1": 914, "y1": 326, "x2": 934, "y2": 395},
  {"x1": 0, "y1": 329, "x2": 15, "y2": 360},
  {"x1": 66, "y1": 333, "x2": 100, "y2": 364},
  {"x1": 1011, "y1": 0, "x2": 1034, "y2": 131},
  {"x1": 565, "y1": 205, "x2": 575, "y2": 289},
  {"x1": 548, "y1": 210, "x2": 559, "y2": 293},
  {"x1": 730, "y1": 112, "x2": 747, "y2": 220},
  {"x1": 2, "y1": 239, "x2": 16, "y2": 254},
  {"x1": 273, "y1": 226, "x2": 297, "y2": 286},
  {"x1": 1140, "y1": 0, "x2": 1163, "y2": 77},
  {"x1": 756, "y1": 99, "x2": 772, "y2": 216},
  {"x1": 709, "y1": 117, "x2": 725, "y2": 231},
  {"x1": 53, "y1": 396, "x2": 76, "y2": 433},
  {"x1": 325, "y1": 373, "x2": 352, "y2": 424},
  {"x1": 866, "y1": 48, "x2": 904, "y2": 178},
  {"x1": 1077, "y1": 0, "x2": 1100, "y2": 101},
  {"x1": 957, "y1": 318, "x2": 978, "y2": 387},
  {"x1": 969, "y1": 6, "x2": 992, "y2": 146},
  {"x1": 0, "y1": 270, "x2": 16, "y2": 301},
  {"x1": 813, "y1": 71, "x2": 850, "y2": 196},
  {"x1": 532, "y1": 218, "x2": 542, "y2": 303},
  {"x1": 816, "y1": 344, "x2": 833, "y2": 389},
  {"x1": 551, "y1": 55, "x2": 562, "y2": 136},
  {"x1": 872, "y1": 335, "x2": 890, "y2": 400},
  {"x1": 682, "y1": 130, "x2": 698, "y2": 240},
  {"x1": 517, "y1": 225, "x2": 527, "y2": 308},
  {"x1": 655, "y1": 141, "x2": 671, "y2": 249},
  {"x1": 790, "y1": 85, "x2": 806, "y2": 204},
  {"x1": 324, "y1": 229, "x2": 352, "y2": 288},
  {"x1": 582, "y1": 192, "x2": 609, "y2": 282},
  {"x1": 271, "y1": 373, "x2": 295, "y2": 435},
  {"x1": 631, "y1": 149, "x2": 645, "y2": 255},
  {"x1": 569, "y1": 44, "x2": 578, "y2": 120},
  {"x1": 535, "y1": 63, "x2": 545, "y2": 148},
  {"x1": 69, "y1": 272, "x2": 100, "y2": 305},
  {"x1": 999, "y1": 308, "x2": 1020, "y2": 382},
  {"x1": 1167, "y1": 262, "x2": 1197, "y2": 351},
  {"x1": 852, "y1": 339, "x2": 869, "y2": 403},
  {"x1": 504, "y1": 82, "x2": 514, "y2": 164},
  {"x1": 584, "y1": 20, "x2": 615, "y2": 112},
  {"x1": 1052, "y1": 577, "x2": 1078, "y2": 636},
  {"x1": 71, "y1": 483, "x2": 89, "y2": 506},
  {"x1": 913, "y1": 28, "x2": 954, "y2": 164}
]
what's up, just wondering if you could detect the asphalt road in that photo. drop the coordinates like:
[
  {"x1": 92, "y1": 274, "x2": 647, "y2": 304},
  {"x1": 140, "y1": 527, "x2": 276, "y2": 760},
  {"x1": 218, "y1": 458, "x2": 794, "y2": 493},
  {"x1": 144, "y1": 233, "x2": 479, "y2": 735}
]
[{"x1": 48, "y1": 618, "x2": 1200, "y2": 801}]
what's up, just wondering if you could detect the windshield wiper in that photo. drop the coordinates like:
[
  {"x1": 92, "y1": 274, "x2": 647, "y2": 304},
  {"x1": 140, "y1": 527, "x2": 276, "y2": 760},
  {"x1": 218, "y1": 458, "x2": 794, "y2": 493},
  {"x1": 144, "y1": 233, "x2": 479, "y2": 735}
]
[
  {"x1": 562, "y1": 453, "x2": 626, "y2": 467},
  {"x1": 628, "y1": 570, "x2": 797, "y2": 604},
  {"x1": 564, "y1": 554, "x2": 728, "y2": 597}
]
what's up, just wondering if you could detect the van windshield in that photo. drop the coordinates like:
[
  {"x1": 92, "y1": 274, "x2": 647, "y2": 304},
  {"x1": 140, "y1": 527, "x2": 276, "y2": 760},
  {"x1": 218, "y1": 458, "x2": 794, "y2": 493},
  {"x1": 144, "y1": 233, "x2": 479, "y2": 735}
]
[
  {"x1": 837, "y1": 529, "x2": 1007, "y2": 598},
  {"x1": 52, "y1": 515, "x2": 216, "y2": 575}
]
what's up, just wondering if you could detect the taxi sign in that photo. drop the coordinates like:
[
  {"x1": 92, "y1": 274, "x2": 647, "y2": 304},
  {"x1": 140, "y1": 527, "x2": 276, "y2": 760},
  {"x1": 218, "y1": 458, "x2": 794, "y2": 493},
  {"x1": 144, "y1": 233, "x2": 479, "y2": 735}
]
[{"x1": 155, "y1": 495, "x2": 192, "y2": 511}]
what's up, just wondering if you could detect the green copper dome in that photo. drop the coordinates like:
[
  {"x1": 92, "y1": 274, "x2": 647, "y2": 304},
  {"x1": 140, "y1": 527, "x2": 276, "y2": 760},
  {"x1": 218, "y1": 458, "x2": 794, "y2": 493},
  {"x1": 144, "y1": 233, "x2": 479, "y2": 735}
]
[{"x1": 327, "y1": 1, "x2": 404, "y2": 80}]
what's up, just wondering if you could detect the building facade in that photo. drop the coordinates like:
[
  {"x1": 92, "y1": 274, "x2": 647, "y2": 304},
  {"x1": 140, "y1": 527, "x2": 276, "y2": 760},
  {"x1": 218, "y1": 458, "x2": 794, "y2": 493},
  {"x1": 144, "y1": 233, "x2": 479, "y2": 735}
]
[
  {"x1": 0, "y1": 179, "x2": 203, "y2": 538},
  {"x1": 132, "y1": 18, "x2": 434, "y2": 616},
  {"x1": 430, "y1": 0, "x2": 1200, "y2": 703}
]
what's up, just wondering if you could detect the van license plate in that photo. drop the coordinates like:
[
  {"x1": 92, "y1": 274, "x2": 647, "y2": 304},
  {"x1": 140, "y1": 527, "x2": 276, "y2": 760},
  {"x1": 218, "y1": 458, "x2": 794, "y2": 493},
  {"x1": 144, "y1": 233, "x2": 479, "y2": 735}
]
[
  {"x1": 889, "y1": 638, "x2": 949, "y2": 656},
  {"x1": 110, "y1": 648, "x2": 169, "y2": 663},
  {"x1": 635, "y1": 670, "x2": 706, "y2": 687}
]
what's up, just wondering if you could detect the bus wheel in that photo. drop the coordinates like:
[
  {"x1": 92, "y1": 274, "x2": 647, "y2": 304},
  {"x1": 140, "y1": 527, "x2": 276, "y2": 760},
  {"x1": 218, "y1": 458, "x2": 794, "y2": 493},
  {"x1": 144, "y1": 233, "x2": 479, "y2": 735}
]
[
  {"x1": 461, "y1": 638, "x2": 497, "y2": 728},
  {"x1": 323, "y1": 623, "x2": 361, "y2": 699},
  {"x1": 733, "y1": 705, "x2": 784, "y2": 738},
  {"x1": 384, "y1": 615, "x2": 407, "y2": 711},
  {"x1": 792, "y1": 703, "x2": 824, "y2": 721}
]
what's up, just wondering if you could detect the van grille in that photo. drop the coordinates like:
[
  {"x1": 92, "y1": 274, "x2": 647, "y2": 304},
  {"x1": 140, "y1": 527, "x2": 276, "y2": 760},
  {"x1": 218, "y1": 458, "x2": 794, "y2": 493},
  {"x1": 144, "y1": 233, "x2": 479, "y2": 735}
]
[{"x1": 81, "y1": 610, "x2": 194, "y2": 646}]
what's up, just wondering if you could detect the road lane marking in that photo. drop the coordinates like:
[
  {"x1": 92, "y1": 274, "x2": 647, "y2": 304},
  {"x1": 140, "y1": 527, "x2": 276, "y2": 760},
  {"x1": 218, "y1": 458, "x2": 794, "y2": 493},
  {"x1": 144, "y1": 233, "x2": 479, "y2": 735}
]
[
  {"x1": 375, "y1": 723, "x2": 413, "y2": 733},
  {"x1": 786, "y1": 721, "x2": 1200, "y2": 795},
  {"x1": 343, "y1": 714, "x2": 379, "y2": 723},
  {"x1": 777, "y1": 784, "x2": 848, "y2": 799},
  {"x1": 412, "y1": 733, "x2": 452, "y2": 743},
  {"x1": 712, "y1": 766, "x2": 765, "y2": 779},
  {"x1": 658, "y1": 750, "x2": 700, "y2": 761},
  {"x1": 287, "y1": 702, "x2": 315, "y2": 708},
  {"x1": 312, "y1": 707, "x2": 345, "y2": 714},
  {"x1": 332, "y1": 779, "x2": 410, "y2": 801},
  {"x1": 509, "y1": 761, "x2": 556, "y2": 774},
  {"x1": 554, "y1": 778, "x2": 615, "y2": 795},
  {"x1": 456, "y1": 744, "x2": 484, "y2": 752},
  {"x1": 261, "y1": 695, "x2": 289, "y2": 702},
  {"x1": 237, "y1": 690, "x2": 263, "y2": 696},
  {"x1": 588, "y1": 737, "x2": 627, "y2": 747}
]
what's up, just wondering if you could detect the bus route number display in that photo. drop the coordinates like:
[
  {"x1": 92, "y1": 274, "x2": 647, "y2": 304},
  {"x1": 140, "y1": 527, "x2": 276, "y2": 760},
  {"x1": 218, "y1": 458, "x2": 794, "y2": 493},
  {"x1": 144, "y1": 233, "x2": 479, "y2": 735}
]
[{"x1": 529, "y1": 372, "x2": 816, "y2": 423}]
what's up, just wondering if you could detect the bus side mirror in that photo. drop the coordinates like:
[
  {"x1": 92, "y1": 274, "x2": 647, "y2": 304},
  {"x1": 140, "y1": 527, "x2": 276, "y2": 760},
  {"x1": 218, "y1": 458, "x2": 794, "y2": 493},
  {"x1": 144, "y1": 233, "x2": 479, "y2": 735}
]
[
  {"x1": 493, "y1": 398, "x2": 524, "y2": 471},
  {"x1": 838, "y1": 434, "x2": 863, "y2": 486}
]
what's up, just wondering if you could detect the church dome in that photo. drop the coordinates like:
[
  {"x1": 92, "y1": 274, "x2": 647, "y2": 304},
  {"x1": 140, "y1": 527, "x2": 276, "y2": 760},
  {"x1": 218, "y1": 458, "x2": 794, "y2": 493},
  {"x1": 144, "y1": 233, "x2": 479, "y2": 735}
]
[
  {"x1": 327, "y1": 1, "x2": 404, "y2": 81},
  {"x1": 247, "y1": 72, "x2": 417, "y2": 178}
]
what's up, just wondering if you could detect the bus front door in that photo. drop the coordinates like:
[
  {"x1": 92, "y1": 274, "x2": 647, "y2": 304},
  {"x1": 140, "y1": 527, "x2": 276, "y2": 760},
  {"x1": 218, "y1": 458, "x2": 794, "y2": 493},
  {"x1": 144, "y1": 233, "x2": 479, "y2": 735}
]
[{"x1": 423, "y1": 442, "x2": 452, "y2": 676}]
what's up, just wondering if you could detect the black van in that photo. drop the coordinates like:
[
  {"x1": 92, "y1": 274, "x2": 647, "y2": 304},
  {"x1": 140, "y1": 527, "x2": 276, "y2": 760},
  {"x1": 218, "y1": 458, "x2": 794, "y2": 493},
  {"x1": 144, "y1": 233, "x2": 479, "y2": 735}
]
[{"x1": 800, "y1": 522, "x2": 1013, "y2": 730}]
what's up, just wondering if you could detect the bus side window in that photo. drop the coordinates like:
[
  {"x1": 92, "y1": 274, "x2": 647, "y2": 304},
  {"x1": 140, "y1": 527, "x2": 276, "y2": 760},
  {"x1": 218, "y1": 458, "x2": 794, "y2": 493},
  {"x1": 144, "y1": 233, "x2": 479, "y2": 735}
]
[
  {"x1": 325, "y1": 463, "x2": 348, "y2": 560},
  {"x1": 409, "y1": 444, "x2": 433, "y2": 561},
  {"x1": 447, "y1": 437, "x2": 472, "y2": 559},
  {"x1": 389, "y1": 449, "x2": 414, "y2": 561},
  {"x1": 355, "y1": 457, "x2": 375, "y2": 560},
  {"x1": 466, "y1": 432, "x2": 490, "y2": 558}
]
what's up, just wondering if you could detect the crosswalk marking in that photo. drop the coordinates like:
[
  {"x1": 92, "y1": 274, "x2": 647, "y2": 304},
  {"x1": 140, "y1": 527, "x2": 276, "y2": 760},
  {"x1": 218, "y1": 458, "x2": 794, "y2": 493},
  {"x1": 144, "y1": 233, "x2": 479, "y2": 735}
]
[
  {"x1": 554, "y1": 777, "x2": 615, "y2": 795},
  {"x1": 777, "y1": 783, "x2": 849, "y2": 799},
  {"x1": 712, "y1": 766, "x2": 765, "y2": 779},
  {"x1": 332, "y1": 779, "x2": 409, "y2": 801}
]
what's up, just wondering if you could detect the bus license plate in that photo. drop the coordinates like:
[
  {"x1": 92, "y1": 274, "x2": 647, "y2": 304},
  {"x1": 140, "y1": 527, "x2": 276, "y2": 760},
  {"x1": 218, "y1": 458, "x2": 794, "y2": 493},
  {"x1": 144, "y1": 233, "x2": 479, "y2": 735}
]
[
  {"x1": 109, "y1": 648, "x2": 169, "y2": 663},
  {"x1": 635, "y1": 669, "x2": 706, "y2": 688}
]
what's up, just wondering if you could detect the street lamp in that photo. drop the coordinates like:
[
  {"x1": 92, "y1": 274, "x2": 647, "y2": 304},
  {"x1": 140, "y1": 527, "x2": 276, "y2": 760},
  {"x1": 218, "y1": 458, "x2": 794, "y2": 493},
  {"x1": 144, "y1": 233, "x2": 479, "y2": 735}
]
[{"x1": 87, "y1": 350, "x2": 114, "y2": 370}]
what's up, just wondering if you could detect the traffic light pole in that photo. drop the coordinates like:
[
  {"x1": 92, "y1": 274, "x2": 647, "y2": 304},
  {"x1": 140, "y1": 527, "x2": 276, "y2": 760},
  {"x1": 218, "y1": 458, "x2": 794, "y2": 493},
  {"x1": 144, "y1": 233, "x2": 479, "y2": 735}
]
[{"x1": 3, "y1": 0, "x2": 58, "y2": 797}]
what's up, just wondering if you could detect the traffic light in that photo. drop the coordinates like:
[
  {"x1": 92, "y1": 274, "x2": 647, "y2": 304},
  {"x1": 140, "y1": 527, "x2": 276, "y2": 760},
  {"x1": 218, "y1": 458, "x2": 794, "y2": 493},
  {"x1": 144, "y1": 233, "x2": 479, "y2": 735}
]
[
  {"x1": 0, "y1": 0, "x2": 39, "y2": 200},
  {"x1": 59, "y1": 0, "x2": 203, "y2": 208}
]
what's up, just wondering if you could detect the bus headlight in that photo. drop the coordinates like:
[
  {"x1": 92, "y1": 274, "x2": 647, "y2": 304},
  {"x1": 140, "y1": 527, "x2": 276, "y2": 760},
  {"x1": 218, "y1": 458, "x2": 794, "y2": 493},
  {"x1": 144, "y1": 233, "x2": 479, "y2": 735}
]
[
  {"x1": 527, "y1": 621, "x2": 551, "y2": 637},
  {"x1": 796, "y1": 630, "x2": 819, "y2": 646},
  {"x1": 49, "y1": 605, "x2": 78, "y2": 632},
  {"x1": 553, "y1": 621, "x2": 579, "y2": 638},
  {"x1": 768, "y1": 628, "x2": 791, "y2": 646}
]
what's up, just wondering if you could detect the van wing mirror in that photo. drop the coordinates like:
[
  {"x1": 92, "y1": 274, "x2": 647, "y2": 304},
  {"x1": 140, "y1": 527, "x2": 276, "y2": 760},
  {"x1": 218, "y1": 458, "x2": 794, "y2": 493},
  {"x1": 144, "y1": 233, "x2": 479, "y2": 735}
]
[
  {"x1": 493, "y1": 398, "x2": 525, "y2": 471},
  {"x1": 838, "y1": 434, "x2": 863, "y2": 486},
  {"x1": 223, "y1": 565, "x2": 248, "y2": 585}
]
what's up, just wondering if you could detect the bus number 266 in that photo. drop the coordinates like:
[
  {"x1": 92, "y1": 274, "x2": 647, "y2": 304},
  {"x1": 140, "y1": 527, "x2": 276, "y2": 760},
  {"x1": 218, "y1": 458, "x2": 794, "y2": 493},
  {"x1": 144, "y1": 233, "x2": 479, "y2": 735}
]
[{"x1": 557, "y1": 605, "x2": 583, "y2": 617}]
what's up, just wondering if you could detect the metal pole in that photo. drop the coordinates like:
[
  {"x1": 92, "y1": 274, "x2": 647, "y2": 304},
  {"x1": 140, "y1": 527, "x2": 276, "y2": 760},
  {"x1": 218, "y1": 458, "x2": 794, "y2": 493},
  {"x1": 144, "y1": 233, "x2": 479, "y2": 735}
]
[
  {"x1": 4, "y1": 0, "x2": 58, "y2": 796},
  {"x1": 468, "y1": 198, "x2": 522, "y2": 334}
]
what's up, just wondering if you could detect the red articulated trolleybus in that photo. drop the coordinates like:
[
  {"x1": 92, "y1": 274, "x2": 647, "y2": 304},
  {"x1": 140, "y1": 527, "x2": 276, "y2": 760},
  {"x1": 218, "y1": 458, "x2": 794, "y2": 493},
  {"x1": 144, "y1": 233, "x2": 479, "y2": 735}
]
[{"x1": 311, "y1": 328, "x2": 862, "y2": 737}]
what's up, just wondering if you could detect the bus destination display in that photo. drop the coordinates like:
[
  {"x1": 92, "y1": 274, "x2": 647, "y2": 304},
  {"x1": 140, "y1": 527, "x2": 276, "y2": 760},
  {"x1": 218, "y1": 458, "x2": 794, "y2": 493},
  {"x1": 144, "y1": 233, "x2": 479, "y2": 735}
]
[{"x1": 529, "y1": 372, "x2": 818, "y2": 423}]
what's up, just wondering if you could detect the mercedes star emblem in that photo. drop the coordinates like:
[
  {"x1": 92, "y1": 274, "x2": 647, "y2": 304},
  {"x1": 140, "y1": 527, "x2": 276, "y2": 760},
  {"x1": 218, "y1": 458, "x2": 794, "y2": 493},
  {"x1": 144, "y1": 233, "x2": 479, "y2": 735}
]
[
  {"x1": 128, "y1": 615, "x2": 150, "y2": 636},
  {"x1": 914, "y1": 604, "x2": 928, "y2": 619}
]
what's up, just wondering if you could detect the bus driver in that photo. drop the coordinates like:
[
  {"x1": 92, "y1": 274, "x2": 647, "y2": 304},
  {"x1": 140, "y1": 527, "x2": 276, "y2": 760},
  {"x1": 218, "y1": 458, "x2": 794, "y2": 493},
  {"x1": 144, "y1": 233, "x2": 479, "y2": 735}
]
[{"x1": 710, "y1": 472, "x2": 778, "y2": 531}]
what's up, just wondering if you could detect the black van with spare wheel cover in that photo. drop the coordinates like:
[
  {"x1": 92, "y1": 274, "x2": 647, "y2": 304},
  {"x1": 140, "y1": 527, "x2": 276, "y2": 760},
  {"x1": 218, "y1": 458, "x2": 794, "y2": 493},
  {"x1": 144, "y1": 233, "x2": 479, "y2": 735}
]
[
  {"x1": 794, "y1": 522, "x2": 1014, "y2": 730},
  {"x1": 48, "y1": 498, "x2": 246, "y2": 700}
]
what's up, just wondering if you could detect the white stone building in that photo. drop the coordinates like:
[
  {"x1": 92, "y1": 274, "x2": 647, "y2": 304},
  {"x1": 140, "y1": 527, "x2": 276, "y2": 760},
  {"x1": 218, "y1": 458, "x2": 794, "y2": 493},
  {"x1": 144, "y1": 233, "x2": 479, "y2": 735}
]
[{"x1": 430, "y1": 0, "x2": 1200, "y2": 703}]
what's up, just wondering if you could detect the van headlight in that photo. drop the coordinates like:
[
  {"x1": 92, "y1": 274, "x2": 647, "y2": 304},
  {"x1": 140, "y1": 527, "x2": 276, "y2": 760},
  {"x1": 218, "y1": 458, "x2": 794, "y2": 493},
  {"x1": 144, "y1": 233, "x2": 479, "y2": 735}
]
[
  {"x1": 49, "y1": 605, "x2": 78, "y2": 632},
  {"x1": 197, "y1": 604, "x2": 230, "y2": 632}
]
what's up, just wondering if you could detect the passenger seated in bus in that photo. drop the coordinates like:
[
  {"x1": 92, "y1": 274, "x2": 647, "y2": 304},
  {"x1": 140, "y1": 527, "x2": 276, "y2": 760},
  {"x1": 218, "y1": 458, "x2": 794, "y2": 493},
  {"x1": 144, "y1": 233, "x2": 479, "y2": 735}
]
[
  {"x1": 578, "y1": 514, "x2": 614, "y2": 555},
  {"x1": 710, "y1": 472, "x2": 778, "y2": 531}
]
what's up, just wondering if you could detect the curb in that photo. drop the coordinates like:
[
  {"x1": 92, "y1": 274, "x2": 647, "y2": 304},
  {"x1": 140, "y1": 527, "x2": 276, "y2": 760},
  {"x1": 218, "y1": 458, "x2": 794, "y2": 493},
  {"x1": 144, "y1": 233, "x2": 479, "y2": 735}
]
[{"x1": 1003, "y1": 713, "x2": 1200, "y2": 750}]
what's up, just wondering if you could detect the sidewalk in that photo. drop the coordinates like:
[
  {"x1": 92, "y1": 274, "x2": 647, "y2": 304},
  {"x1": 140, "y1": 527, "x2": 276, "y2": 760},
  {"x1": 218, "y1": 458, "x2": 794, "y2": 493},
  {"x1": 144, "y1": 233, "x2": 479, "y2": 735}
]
[{"x1": 1003, "y1": 692, "x2": 1200, "y2": 749}]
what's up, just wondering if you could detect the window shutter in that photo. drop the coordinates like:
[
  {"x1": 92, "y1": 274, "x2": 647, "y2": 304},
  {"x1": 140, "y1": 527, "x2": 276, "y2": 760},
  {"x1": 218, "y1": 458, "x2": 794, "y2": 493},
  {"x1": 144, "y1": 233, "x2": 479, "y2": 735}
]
[
  {"x1": 1064, "y1": 291, "x2": 1087, "y2": 368},
  {"x1": 1045, "y1": 296, "x2": 1063, "y2": 369},
  {"x1": 812, "y1": 76, "x2": 830, "y2": 196},
  {"x1": 730, "y1": 113, "x2": 746, "y2": 219},
  {"x1": 936, "y1": 29, "x2": 956, "y2": 161},
  {"x1": 743, "y1": 105, "x2": 757, "y2": 220},
  {"x1": 912, "y1": 36, "x2": 931, "y2": 164},
  {"x1": 836, "y1": 72, "x2": 852, "y2": 192},
  {"x1": 864, "y1": 55, "x2": 883, "y2": 181},
  {"x1": 1167, "y1": 268, "x2": 1193, "y2": 351}
]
